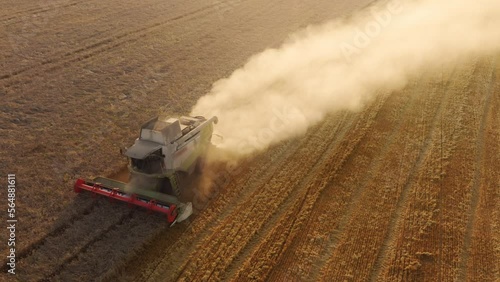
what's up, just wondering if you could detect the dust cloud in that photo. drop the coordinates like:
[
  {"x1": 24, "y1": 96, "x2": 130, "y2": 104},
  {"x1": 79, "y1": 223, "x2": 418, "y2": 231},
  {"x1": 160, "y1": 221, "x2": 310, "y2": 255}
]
[{"x1": 191, "y1": 0, "x2": 500, "y2": 160}]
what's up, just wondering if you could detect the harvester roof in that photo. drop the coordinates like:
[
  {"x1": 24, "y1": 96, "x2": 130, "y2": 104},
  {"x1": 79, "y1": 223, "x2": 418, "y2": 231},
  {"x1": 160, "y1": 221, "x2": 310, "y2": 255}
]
[
  {"x1": 124, "y1": 139, "x2": 161, "y2": 159},
  {"x1": 124, "y1": 116, "x2": 205, "y2": 159}
]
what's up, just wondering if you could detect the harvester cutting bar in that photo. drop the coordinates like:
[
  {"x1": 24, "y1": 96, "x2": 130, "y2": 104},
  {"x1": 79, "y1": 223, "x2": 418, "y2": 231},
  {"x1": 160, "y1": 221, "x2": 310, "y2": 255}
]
[{"x1": 74, "y1": 178, "x2": 178, "y2": 223}]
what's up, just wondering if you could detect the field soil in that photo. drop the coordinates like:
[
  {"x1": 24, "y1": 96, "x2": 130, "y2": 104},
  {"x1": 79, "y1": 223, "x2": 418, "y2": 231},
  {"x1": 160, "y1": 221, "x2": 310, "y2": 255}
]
[{"x1": 0, "y1": 0, "x2": 498, "y2": 281}]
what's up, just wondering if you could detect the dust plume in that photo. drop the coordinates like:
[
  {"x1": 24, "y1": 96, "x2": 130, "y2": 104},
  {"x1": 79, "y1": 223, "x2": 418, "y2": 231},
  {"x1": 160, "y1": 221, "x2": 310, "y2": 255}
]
[{"x1": 191, "y1": 0, "x2": 500, "y2": 160}]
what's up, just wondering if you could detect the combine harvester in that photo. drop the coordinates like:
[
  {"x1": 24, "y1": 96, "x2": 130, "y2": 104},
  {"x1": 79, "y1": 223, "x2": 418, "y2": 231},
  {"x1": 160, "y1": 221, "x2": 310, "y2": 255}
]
[{"x1": 74, "y1": 115, "x2": 218, "y2": 225}]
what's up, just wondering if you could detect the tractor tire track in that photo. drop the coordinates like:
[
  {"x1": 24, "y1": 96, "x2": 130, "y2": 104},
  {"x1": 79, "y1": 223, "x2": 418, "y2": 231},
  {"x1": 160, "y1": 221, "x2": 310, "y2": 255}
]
[
  {"x1": 0, "y1": 0, "x2": 86, "y2": 22},
  {"x1": 375, "y1": 64, "x2": 473, "y2": 281},
  {"x1": 39, "y1": 210, "x2": 135, "y2": 282},
  {"x1": 464, "y1": 60, "x2": 500, "y2": 282},
  {"x1": 368, "y1": 73, "x2": 461, "y2": 281},
  {"x1": 222, "y1": 111, "x2": 356, "y2": 280},
  {"x1": 457, "y1": 59, "x2": 496, "y2": 282},
  {"x1": 1, "y1": 1, "x2": 89, "y2": 24},
  {"x1": 16, "y1": 201, "x2": 133, "y2": 281},
  {"x1": 232, "y1": 96, "x2": 387, "y2": 281},
  {"x1": 221, "y1": 111, "x2": 357, "y2": 280},
  {"x1": 303, "y1": 73, "x2": 434, "y2": 280},
  {"x1": 0, "y1": 197, "x2": 96, "y2": 274},
  {"x1": 0, "y1": 0, "x2": 230, "y2": 85},
  {"x1": 369, "y1": 60, "x2": 495, "y2": 282},
  {"x1": 369, "y1": 62, "x2": 480, "y2": 281},
  {"x1": 268, "y1": 82, "x2": 421, "y2": 281},
  {"x1": 50, "y1": 210, "x2": 164, "y2": 282},
  {"x1": 315, "y1": 64, "x2": 464, "y2": 281}
]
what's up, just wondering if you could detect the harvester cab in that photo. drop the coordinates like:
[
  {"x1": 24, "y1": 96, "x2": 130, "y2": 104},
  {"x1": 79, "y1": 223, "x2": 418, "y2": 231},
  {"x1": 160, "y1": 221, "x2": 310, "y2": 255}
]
[{"x1": 74, "y1": 115, "x2": 218, "y2": 225}]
